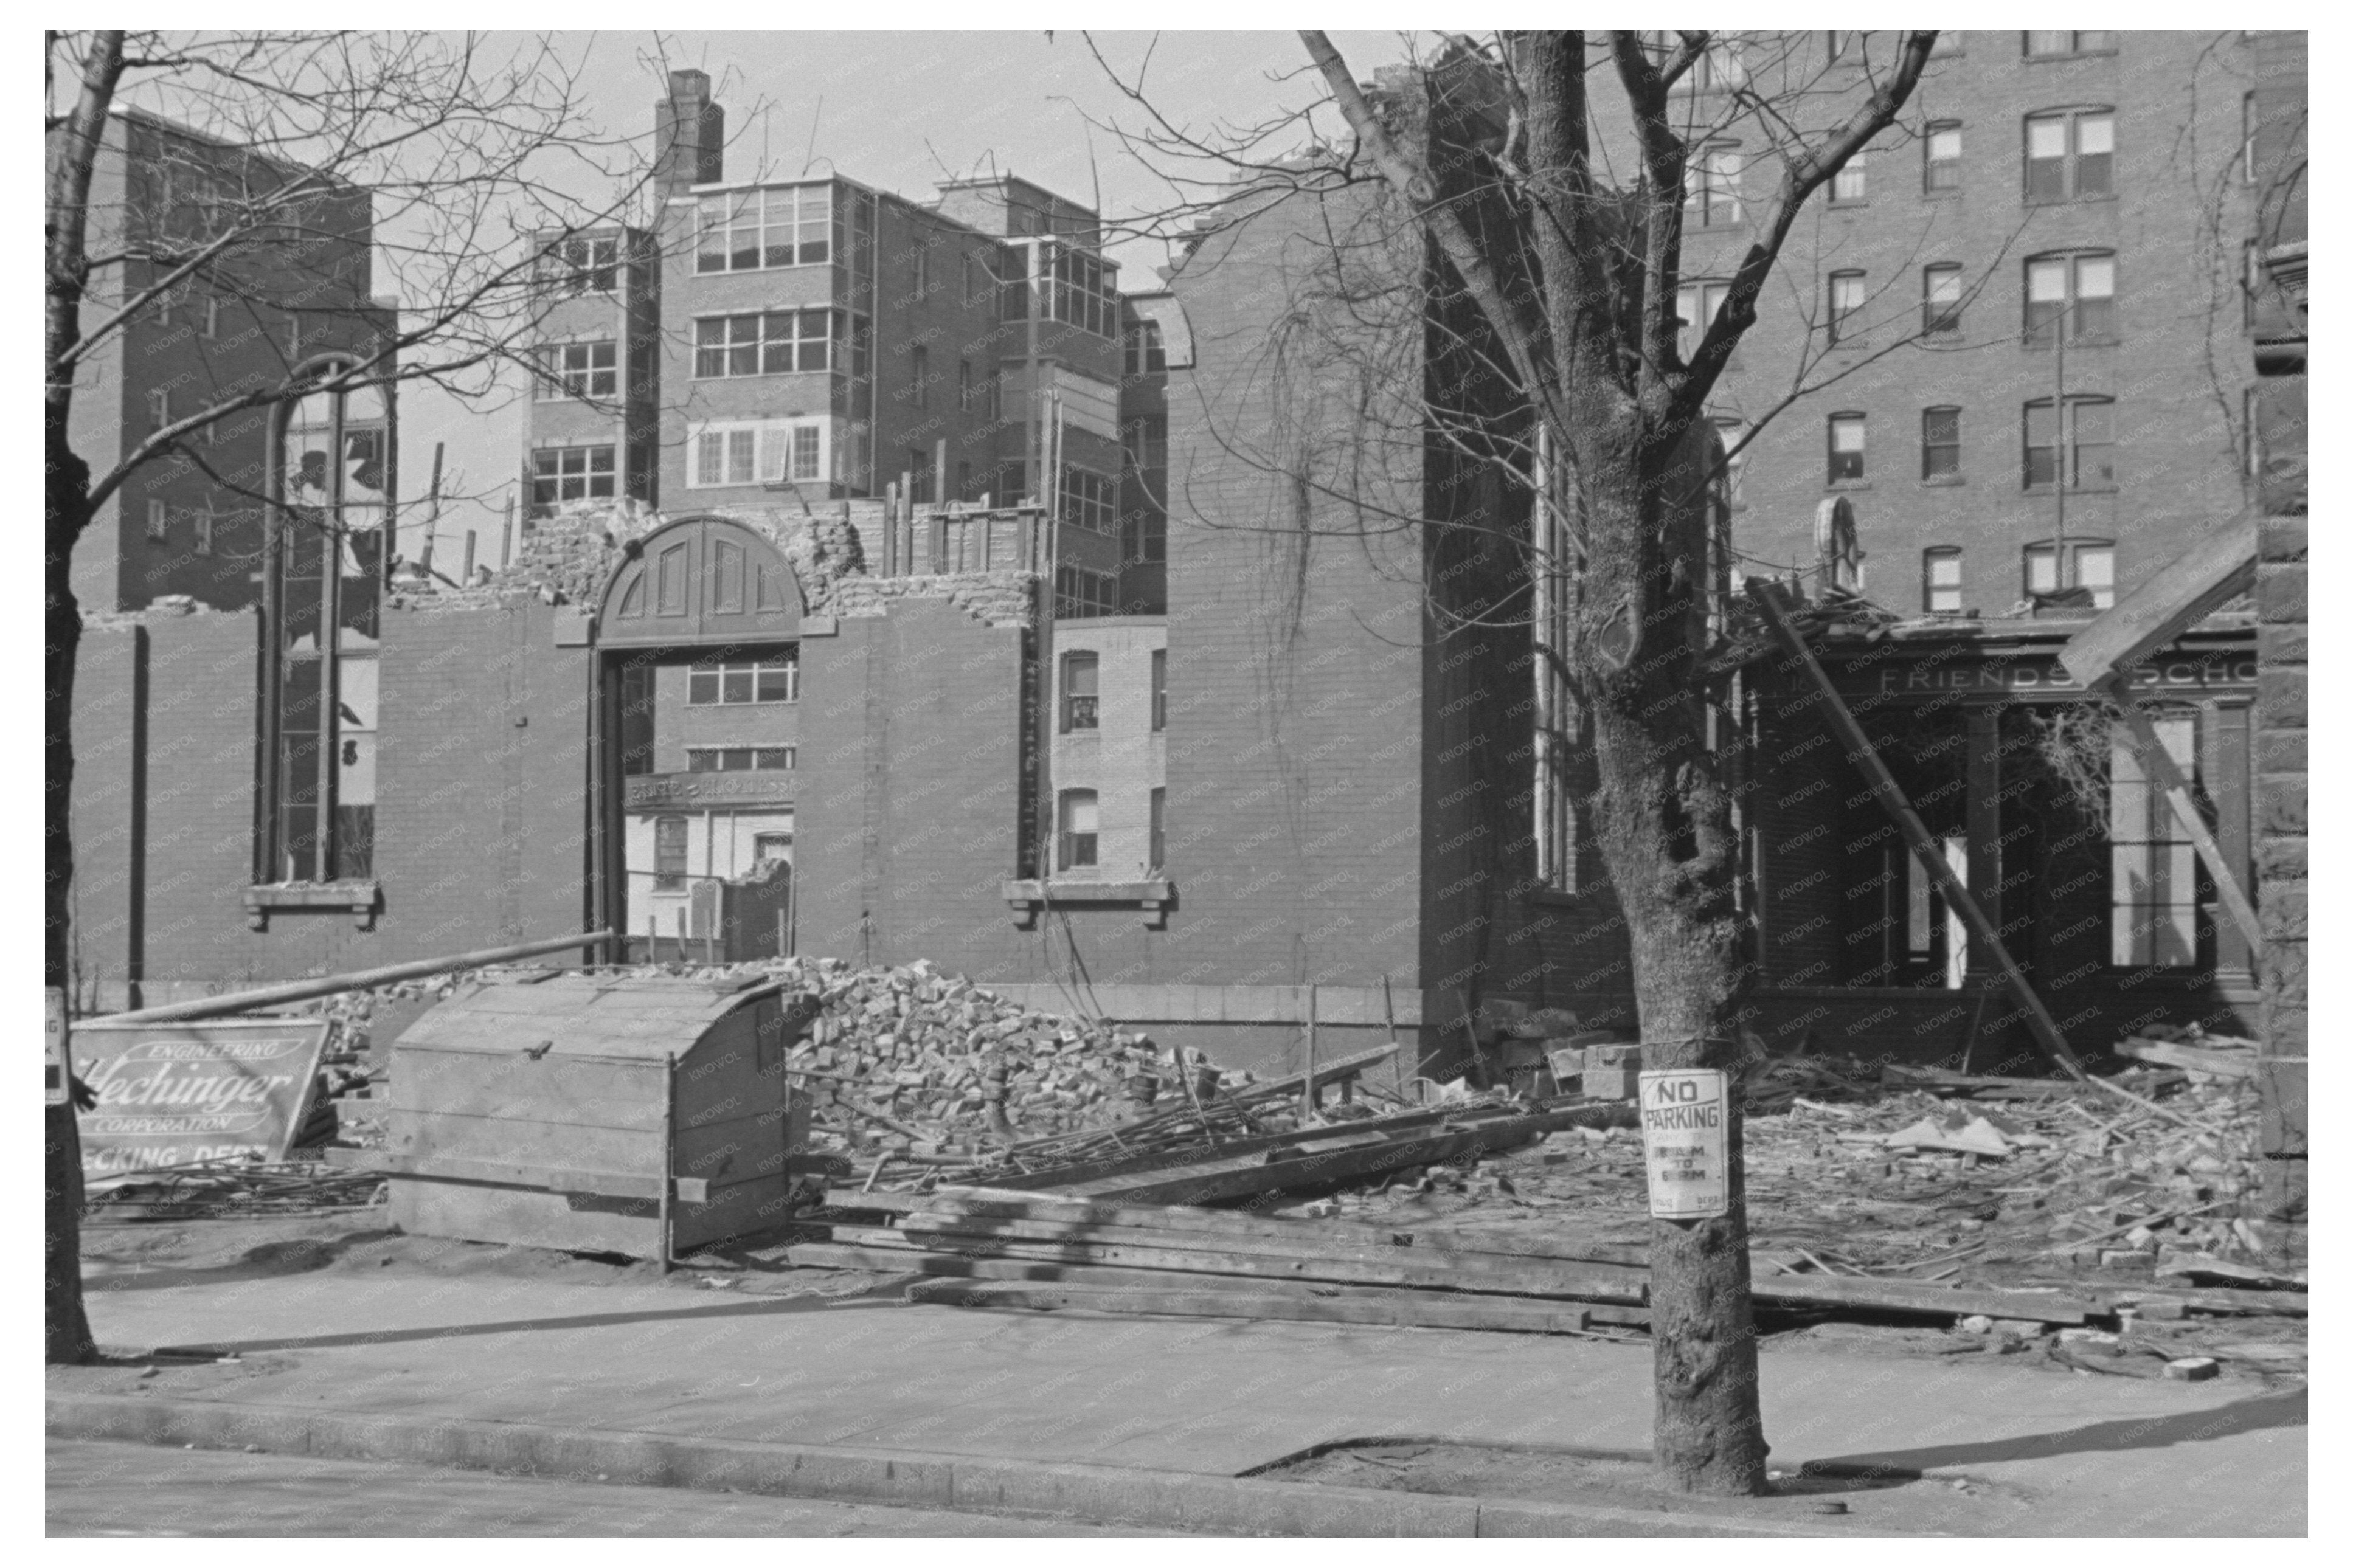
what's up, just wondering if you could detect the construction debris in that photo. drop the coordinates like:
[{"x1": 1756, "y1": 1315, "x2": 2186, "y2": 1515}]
[{"x1": 81, "y1": 1159, "x2": 388, "y2": 1223}]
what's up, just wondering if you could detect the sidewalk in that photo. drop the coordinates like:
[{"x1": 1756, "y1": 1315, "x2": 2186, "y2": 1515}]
[{"x1": 53, "y1": 1242, "x2": 2306, "y2": 1536}]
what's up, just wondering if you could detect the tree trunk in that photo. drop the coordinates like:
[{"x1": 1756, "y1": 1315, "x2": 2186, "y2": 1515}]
[
  {"x1": 46, "y1": 417, "x2": 96, "y2": 1366},
  {"x1": 1578, "y1": 431, "x2": 1766, "y2": 1496}
]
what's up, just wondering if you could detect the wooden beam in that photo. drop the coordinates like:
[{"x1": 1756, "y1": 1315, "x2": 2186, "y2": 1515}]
[
  {"x1": 2057, "y1": 513, "x2": 2259, "y2": 689},
  {"x1": 2100, "y1": 679, "x2": 2264, "y2": 956},
  {"x1": 1747, "y1": 580, "x2": 2088, "y2": 1079},
  {"x1": 905, "y1": 1281, "x2": 1644, "y2": 1336},
  {"x1": 333, "y1": 1148, "x2": 708, "y2": 1204}
]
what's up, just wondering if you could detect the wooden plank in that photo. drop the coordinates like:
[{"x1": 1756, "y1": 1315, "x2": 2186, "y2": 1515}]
[
  {"x1": 1069, "y1": 1113, "x2": 1612, "y2": 1206},
  {"x1": 375, "y1": 1152, "x2": 706, "y2": 1204},
  {"x1": 822, "y1": 1223, "x2": 1648, "y2": 1304},
  {"x1": 905, "y1": 1282, "x2": 1647, "y2": 1336},
  {"x1": 2113, "y1": 1038, "x2": 2258, "y2": 1079},
  {"x1": 879, "y1": 1211, "x2": 1652, "y2": 1290},
  {"x1": 393, "y1": 1173, "x2": 661, "y2": 1260},
  {"x1": 1748, "y1": 1275, "x2": 2094, "y2": 1324},
  {"x1": 389, "y1": 1110, "x2": 661, "y2": 1175},
  {"x1": 2057, "y1": 513, "x2": 2259, "y2": 689},
  {"x1": 2104, "y1": 683, "x2": 2264, "y2": 956},
  {"x1": 392, "y1": 1050, "x2": 669, "y2": 1128},
  {"x1": 1748, "y1": 580, "x2": 2088, "y2": 1079}
]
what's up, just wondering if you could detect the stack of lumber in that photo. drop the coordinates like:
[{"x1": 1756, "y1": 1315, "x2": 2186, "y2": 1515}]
[{"x1": 789, "y1": 1183, "x2": 2116, "y2": 1338}]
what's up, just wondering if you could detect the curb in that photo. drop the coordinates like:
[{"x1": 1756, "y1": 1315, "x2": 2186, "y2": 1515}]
[{"x1": 49, "y1": 1392, "x2": 1862, "y2": 1538}]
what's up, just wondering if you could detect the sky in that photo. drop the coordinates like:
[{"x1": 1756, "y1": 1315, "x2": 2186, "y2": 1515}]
[{"x1": 392, "y1": 29, "x2": 1416, "y2": 567}]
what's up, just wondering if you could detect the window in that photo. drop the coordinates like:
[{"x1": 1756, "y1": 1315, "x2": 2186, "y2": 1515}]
[
  {"x1": 1055, "y1": 565, "x2": 1117, "y2": 618},
  {"x1": 1676, "y1": 279, "x2": 1729, "y2": 364},
  {"x1": 1151, "y1": 648, "x2": 1167, "y2": 731},
  {"x1": 1686, "y1": 143, "x2": 1742, "y2": 227},
  {"x1": 1922, "y1": 547, "x2": 1964, "y2": 612},
  {"x1": 199, "y1": 295, "x2": 219, "y2": 339},
  {"x1": 2025, "y1": 30, "x2": 2113, "y2": 57},
  {"x1": 958, "y1": 358, "x2": 972, "y2": 413},
  {"x1": 684, "y1": 746, "x2": 797, "y2": 772},
  {"x1": 654, "y1": 815, "x2": 688, "y2": 891},
  {"x1": 1125, "y1": 319, "x2": 1167, "y2": 376},
  {"x1": 1039, "y1": 242, "x2": 1118, "y2": 336},
  {"x1": 263, "y1": 371, "x2": 388, "y2": 885},
  {"x1": 530, "y1": 444, "x2": 615, "y2": 516},
  {"x1": 2024, "y1": 396, "x2": 2115, "y2": 489},
  {"x1": 2025, "y1": 253, "x2": 2116, "y2": 345},
  {"x1": 535, "y1": 235, "x2": 620, "y2": 295},
  {"x1": 533, "y1": 340, "x2": 617, "y2": 400},
  {"x1": 2023, "y1": 538, "x2": 2116, "y2": 607},
  {"x1": 752, "y1": 832, "x2": 792, "y2": 868},
  {"x1": 688, "y1": 653, "x2": 799, "y2": 705},
  {"x1": 695, "y1": 184, "x2": 831, "y2": 272},
  {"x1": 1828, "y1": 413, "x2": 1866, "y2": 482},
  {"x1": 687, "y1": 421, "x2": 828, "y2": 487},
  {"x1": 1828, "y1": 271, "x2": 1866, "y2": 344},
  {"x1": 910, "y1": 345, "x2": 928, "y2": 409},
  {"x1": 693, "y1": 310, "x2": 834, "y2": 378},
  {"x1": 2025, "y1": 109, "x2": 2113, "y2": 201},
  {"x1": 195, "y1": 502, "x2": 215, "y2": 556},
  {"x1": 1060, "y1": 651, "x2": 1099, "y2": 732},
  {"x1": 147, "y1": 387, "x2": 170, "y2": 433},
  {"x1": 146, "y1": 499, "x2": 168, "y2": 541},
  {"x1": 2109, "y1": 714, "x2": 2197, "y2": 967},
  {"x1": 1832, "y1": 151, "x2": 1867, "y2": 204},
  {"x1": 1149, "y1": 787, "x2": 1166, "y2": 871},
  {"x1": 1058, "y1": 468, "x2": 1117, "y2": 534},
  {"x1": 1922, "y1": 407, "x2": 1962, "y2": 479},
  {"x1": 911, "y1": 236, "x2": 929, "y2": 297},
  {"x1": 1921, "y1": 264, "x2": 1964, "y2": 337},
  {"x1": 1925, "y1": 122, "x2": 1963, "y2": 191},
  {"x1": 1667, "y1": 33, "x2": 1744, "y2": 92},
  {"x1": 1056, "y1": 789, "x2": 1099, "y2": 872}
]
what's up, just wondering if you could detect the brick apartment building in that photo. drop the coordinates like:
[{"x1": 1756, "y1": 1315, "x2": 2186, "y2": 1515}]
[{"x1": 65, "y1": 36, "x2": 2300, "y2": 1086}]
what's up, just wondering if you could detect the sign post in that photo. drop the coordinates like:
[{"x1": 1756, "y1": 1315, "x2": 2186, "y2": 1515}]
[
  {"x1": 1638, "y1": 1068, "x2": 1730, "y2": 1221},
  {"x1": 45, "y1": 988, "x2": 70, "y2": 1108}
]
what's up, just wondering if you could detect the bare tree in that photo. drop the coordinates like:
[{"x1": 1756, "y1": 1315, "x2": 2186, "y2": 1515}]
[
  {"x1": 43, "y1": 29, "x2": 660, "y2": 1363},
  {"x1": 1087, "y1": 29, "x2": 1936, "y2": 1494}
]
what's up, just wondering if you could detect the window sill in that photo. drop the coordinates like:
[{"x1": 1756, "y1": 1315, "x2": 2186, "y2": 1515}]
[
  {"x1": 2022, "y1": 193, "x2": 2119, "y2": 209},
  {"x1": 1003, "y1": 877, "x2": 1174, "y2": 929},
  {"x1": 2024, "y1": 485, "x2": 2119, "y2": 497},
  {"x1": 2021, "y1": 338, "x2": 2121, "y2": 353},
  {"x1": 245, "y1": 881, "x2": 381, "y2": 932},
  {"x1": 1921, "y1": 474, "x2": 1967, "y2": 487}
]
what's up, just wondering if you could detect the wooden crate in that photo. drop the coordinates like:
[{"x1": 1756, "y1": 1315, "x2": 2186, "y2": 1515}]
[{"x1": 387, "y1": 973, "x2": 817, "y2": 1260}]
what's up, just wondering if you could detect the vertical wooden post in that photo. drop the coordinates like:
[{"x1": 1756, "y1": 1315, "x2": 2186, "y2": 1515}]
[
  {"x1": 1301, "y1": 983, "x2": 1319, "y2": 1121},
  {"x1": 462, "y1": 529, "x2": 476, "y2": 584},
  {"x1": 1964, "y1": 706, "x2": 2003, "y2": 978},
  {"x1": 657, "y1": 1051, "x2": 676, "y2": 1271}
]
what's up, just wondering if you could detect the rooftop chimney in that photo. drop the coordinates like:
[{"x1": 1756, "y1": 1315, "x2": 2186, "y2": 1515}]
[{"x1": 653, "y1": 69, "x2": 724, "y2": 199}]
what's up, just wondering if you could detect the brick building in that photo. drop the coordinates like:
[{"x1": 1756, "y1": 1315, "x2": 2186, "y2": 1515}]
[{"x1": 63, "y1": 108, "x2": 391, "y2": 615}]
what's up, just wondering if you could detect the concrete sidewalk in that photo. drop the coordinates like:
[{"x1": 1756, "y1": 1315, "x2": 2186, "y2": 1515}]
[{"x1": 54, "y1": 1258, "x2": 2306, "y2": 1536}]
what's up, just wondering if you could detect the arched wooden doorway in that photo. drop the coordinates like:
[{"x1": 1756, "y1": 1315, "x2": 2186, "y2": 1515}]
[{"x1": 593, "y1": 517, "x2": 806, "y2": 962}]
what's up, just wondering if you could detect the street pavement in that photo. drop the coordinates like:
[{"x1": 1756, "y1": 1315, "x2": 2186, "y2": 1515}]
[{"x1": 49, "y1": 1438, "x2": 1166, "y2": 1536}]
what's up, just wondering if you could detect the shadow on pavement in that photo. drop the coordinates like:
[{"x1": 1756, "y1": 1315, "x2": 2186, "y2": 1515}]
[
  {"x1": 152, "y1": 1288, "x2": 907, "y2": 1357},
  {"x1": 1806, "y1": 1387, "x2": 2306, "y2": 1479}
]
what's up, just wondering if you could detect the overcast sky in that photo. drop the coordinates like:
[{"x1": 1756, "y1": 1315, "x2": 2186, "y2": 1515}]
[{"x1": 395, "y1": 29, "x2": 1414, "y2": 567}]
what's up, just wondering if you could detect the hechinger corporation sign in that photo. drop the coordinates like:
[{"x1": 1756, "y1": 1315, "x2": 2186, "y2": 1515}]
[{"x1": 71, "y1": 1017, "x2": 332, "y2": 1185}]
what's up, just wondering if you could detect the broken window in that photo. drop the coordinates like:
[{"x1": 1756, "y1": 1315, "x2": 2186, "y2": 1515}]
[
  {"x1": 2109, "y1": 714, "x2": 2199, "y2": 967},
  {"x1": 1057, "y1": 789, "x2": 1099, "y2": 872},
  {"x1": 687, "y1": 421, "x2": 827, "y2": 488},
  {"x1": 1060, "y1": 651, "x2": 1099, "y2": 732}
]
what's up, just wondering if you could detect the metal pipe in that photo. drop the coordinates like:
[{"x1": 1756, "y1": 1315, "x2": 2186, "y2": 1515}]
[{"x1": 86, "y1": 931, "x2": 618, "y2": 1024}]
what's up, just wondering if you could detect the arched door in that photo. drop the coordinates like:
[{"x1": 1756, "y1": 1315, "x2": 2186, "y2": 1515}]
[{"x1": 595, "y1": 519, "x2": 805, "y2": 960}]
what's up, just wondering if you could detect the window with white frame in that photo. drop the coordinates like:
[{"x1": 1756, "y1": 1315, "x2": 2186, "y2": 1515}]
[
  {"x1": 1922, "y1": 407, "x2": 1963, "y2": 480},
  {"x1": 2109, "y1": 713, "x2": 2198, "y2": 967},
  {"x1": 2025, "y1": 109, "x2": 2113, "y2": 201},
  {"x1": 1058, "y1": 468, "x2": 1117, "y2": 534},
  {"x1": 2023, "y1": 396, "x2": 2115, "y2": 490},
  {"x1": 696, "y1": 185, "x2": 831, "y2": 272},
  {"x1": 1923, "y1": 264, "x2": 1964, "y2": 336},
  {"x1": 1832, "y1": 150, "x2": 1867, "y2": 204},
  {"x1": 686, "y1": 420, "x2": 829, "y2": 488},
  {"x1": 1828, "y1": 412, "x2": 1866, "y2": 483},
  {"x1": 530, "y1": 444, "x2": 615, "y2": 516},
  {"x1": 1686, "y1": 143, "x2": 1742, "y2": 227},
  {"x1": 533, "y1": 340, "x2": 617, "y2": 400},
  {"x1": 1677, "y1": 279, "x2": 1729, "y2": 364},
  {"x1": 535, "y1": 235, "x2": 620, "y2": 294},
  {"x1": 1828, "y1": 271, "x2": 1867, "y2": 344},
  {"x1": 1056, "y1": 789, "x2": 1100, "y2": 872},
  {"x1": 1055, "y1": 565, "x2": 1118, "y2": 619},
  {"x1": 688, "y1": 652, "x2": 799, "y2": 705},
  {"x1": 694, "y1": 310, "x2": 834, "y2": 378},
  {"x1": 1922, "y1": 547, "x2": 1964, "y2": 612},
  {"x1": 2025, "y1": 30, "x2": 2114, "y2": 58},
  {"x1": 2023, "y1": 537, "x2": 2116, "y2": 606},
  {"x1": 1038, "y1": 242, "x2": 1118, "y2": 336},
  {"x1": 1925, "y1": 122, "x2": 1963, "y2": 191}
]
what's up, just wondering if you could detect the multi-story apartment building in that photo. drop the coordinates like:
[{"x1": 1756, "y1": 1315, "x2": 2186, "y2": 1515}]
[
  {"x1": 64, "y1": 108, "x2": 389, "y2": 616},
  {"x1": 1668, "y1": 30, "x2": 2295, "y2": 616}
]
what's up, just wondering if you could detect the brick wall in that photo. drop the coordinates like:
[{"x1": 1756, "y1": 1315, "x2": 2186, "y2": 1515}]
[{"x1": 65, "y1": 626, "x2": 140, "y2": 1010}]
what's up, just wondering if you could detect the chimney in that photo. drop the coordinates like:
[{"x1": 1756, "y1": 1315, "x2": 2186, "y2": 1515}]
[{"x1": 653, "y1": 69, "x2": 724, "y2": 199}]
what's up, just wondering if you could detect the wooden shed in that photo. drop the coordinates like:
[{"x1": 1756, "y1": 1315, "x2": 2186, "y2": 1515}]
[{"x1": 387, "y1": 973, "x2": 819, "y2": 1260}]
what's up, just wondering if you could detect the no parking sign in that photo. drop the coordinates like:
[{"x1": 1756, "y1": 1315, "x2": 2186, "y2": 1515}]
[{"x1": 1638, "y1": 1068, "x2": 1730, "y2": 1220}]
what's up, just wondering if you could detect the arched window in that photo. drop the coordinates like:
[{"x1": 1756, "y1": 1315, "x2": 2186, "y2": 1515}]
[{"x1": 259, "y1": 366, "x2": 389, "y2": 884}]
